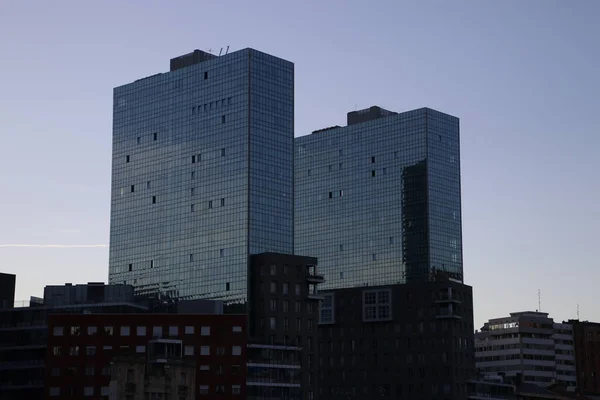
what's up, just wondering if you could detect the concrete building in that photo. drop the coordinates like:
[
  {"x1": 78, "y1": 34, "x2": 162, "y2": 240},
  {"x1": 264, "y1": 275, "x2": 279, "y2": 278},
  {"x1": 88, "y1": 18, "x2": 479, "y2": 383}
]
[
  {"x1": 317, "y1": 277, "x2": 474, "y2": 400},
  {"x1": 475, "y1": 312, "x2": 576, "y2": 388}
]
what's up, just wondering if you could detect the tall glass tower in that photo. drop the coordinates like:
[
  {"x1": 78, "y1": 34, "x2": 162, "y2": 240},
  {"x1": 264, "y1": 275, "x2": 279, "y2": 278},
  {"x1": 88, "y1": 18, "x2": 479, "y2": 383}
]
[
  {"x1": 108, "y1": 49, "x2": 294, "y2": 305},
  {"x1": 294, "y1": 106, "x2": 462, "y2": 290}
]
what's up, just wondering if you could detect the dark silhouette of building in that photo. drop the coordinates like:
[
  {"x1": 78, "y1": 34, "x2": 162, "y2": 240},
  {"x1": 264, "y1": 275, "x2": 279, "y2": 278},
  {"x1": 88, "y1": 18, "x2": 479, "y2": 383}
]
[
  {"x1": 569, "y1": 319, "x2": 600, "y2": 395},
  {"x1": 248, "y1": 252, "x2": 324, "y2": 400},
  {"x1": 0, "y1": 279, "x2": 144, "y2": 400},
  {"x1": 317, "y1": 277, "x2": 474, "y2": 400},
  {"x1": 0, "y1": 273, "x2": 16, "y2": 309}
]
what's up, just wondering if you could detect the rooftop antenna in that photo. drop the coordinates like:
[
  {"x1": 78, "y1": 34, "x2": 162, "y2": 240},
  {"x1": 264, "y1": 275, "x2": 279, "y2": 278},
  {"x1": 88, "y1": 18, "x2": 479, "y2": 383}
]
[
  {"x1": 219, "y1": 47, "x2": 223, "y2": 56},
  {"x1": 225, "y1": 45, "x2": 230, "y2": 55},
  {"x1": 538, "y1": 289, "x2": 541, "y2": 312}
]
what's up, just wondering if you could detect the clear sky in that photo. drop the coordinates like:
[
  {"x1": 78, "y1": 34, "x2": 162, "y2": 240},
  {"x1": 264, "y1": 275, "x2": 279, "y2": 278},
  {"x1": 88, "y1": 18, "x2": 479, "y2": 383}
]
[{"x1": 0, "y1": 1, "x2": 598, "y2": 328}]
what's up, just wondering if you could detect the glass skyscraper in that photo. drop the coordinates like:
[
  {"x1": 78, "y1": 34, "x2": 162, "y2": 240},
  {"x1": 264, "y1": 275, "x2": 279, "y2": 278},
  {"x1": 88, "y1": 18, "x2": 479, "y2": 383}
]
[
  {"x1": 294, "y1": 106, "x2": 462, "y2": 290},
  {"x1": 108, "y1": 49, "x2": 294, "y2": 305}
]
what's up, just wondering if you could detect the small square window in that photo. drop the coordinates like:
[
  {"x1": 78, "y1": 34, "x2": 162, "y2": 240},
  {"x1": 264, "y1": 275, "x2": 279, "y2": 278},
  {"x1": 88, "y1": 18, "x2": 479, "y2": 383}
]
[
  {"x1": 232, "y1": 346, "x2": 242, "y2": 355},
  {"x1": 86, "y1": 346, "x2": 96, "y2": 356},
  {"x1": 84, "y1": 386, "x2": 94, "y2": 396},
  {"x1": 185, "y1": 326, "x2": 194, "y2": 334},
  {"x1": 104, "y1": 326, "x2": 114, "y2": 336},
  {"x1": 169, "y1": 326, "x2": 178, "y2": 336},
  {"x1": 49, "y1": 387, "x2": 60, "y2": 397},
  {"x1": 232, "y1": 326, "x2": 242, "y2": 333},
  {"x1": 185, "y1": 345, "x2": 194, "y2": 355},
  {"x1": 101, "y1": 387, "x2": 110, "y2": 396},
  {"x1": 200, "y1": 345, "x2": 210, "y2": 355},
  {"x1": 232, "y1": 385, "x2": 241, "y2": 395},
  {"x1": 87, "y1": 326, "x2": 97, "y2": 335},
  {"x1": 136, "y1": 345, "x2": 145, "y2": 353},
  {"x1": 201, "y1": 326, "x2": 210, "y2": 336},
  {"x1": 136, "y1": 326, "x2": 146, "y2": 336},
  {"x1": 51, "y1": 367, "x2": 60, "y2": 376},
  {"x1": 120, "y1": 326, "x2": 130, "y2": 336},
  {"x1": 53, "y1": 326, "x2": 64, "y2": 336},
  {"x1": 152, "y1": 326, "x2": 162, "y2": 337}
]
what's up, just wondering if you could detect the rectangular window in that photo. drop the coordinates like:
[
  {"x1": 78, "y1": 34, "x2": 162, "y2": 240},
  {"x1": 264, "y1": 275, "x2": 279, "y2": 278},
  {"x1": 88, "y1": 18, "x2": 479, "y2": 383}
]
[
  {"x1": 295, "y1": 301, "x2": 301, "y2": 313},
  {"x1": 371, "y1": 170, "x2": 376, "y2": 177},
  {"x1": 283, "y1": 317, "x2": 289, "y2": 330},
  {"x1": 270, "y1": 281, "x2": 276, "y2": 293},
  {"x1": 135, "y1": 345, "x2": 145, "y2": 353},
  {"x1": 150, "y1": 260, "x2": 154, "y2": 268},
  {"x1": 232, "y1": 326, "x2": 242, "y2": 333},
  {"x1": 221, "y1": 115, "x2": 226, "y2": 123},
  {"x1": 204, "y1": 71, "x2": 208, "y2": 80},
  {"x1": 192, "y1": 106, "x2": 196, "y2": 114},
  {"x1": 339, "y1": 190, "x2": 344, "y2": 197},
  {"x1": 232, "y1": 385, "x2": 241, "y2": 395},
  {"x1": 51, "y1": 367, "x2": 60, "y2": 376},
  {"x1": 192, "y1": 155, "x2": 196, "y2": 163},
  {"x1": 185, "y1": 326, "x2": 194, "y2": 334},
  {"x1": 137, "y1": 137, "x2": 141, "y2": 144},
  {"x1": 86, "y1": 346, "x2": 96, "y2": 356},
  {"x1": 226, "y1": 282, "x2": 230, "y2": 291},
  {"x1": 220, "y1": 198, "x2": 225, "y2": 206},
  {"x1": 137, "y1": 326, "x2": 146, "y2": 336},
  {"x1": 319, "y1": 293, "x2": 335, "y2": 324},
  {"x1": 270, "y1": 265, "x2": 277, "y2": 275},
  {"x1": 49, "y1": 387, "x2": 60, "y2": 397},
  {"x1": 53, "y1": 326, "x2": 64, "y2": 336},
  {"x1": 128, "y1": 263, "x2": 132, "y2": 272},
  {"x1": 126, "y1": 155, "x2": 130, "y2": 163},
  {"x1": 184, "y1": 345, "x2": 194, "y2": 355},
  {"x1": 200, "y1": 365, "x2": 209, "y2": 371},
  {"x1": 232, "y1": 346, "x2": 242, "y2": 356},
  {"x1": 85, "y1": 367, "x2": 95, "y2": 377},
  {"x1": 101, "y1": 387, "x2": 110, "y2": 396},
  {"x1": 200, "y1": 385, "x2": 209, "y2": 395},
  {"x1": 83, "y1": 385, "x2": 94, "y2": 395},
  {"x1": 283, "y1": 283, "x2": 289, "y2": 295},
  {"x1": 146, "y1": 181, "x2": 150, "y2": 189},
  {"x1": 191, "y1": 171, "x2": 195, "y2": 180},
  {"x1": 329, "y1": 192, "x2": 333, "y2": 198},
  {"x1": 372, "y1": 253, "x2": 377, "y2": 261},
  {"x1": 228, "y1": 97, "x2": 232, "y2": 105},
  {"x1": 131, "y1": 184, "x2": 135, "y2": 192},
  {"x1": 120, "y1": 326, "x2": 130, "y2": 336},
  {"x1": 269, "y1": 317, "x2": 276, "y2": 330},
  {"x1": 191, "y1": 204, "x2": 195, "y2": 212},
  {"x1": 153, "y1": 132, "x2": 157, "y2": 141},
  {"x1": 270, "y1": 298, "x2": 277, "y2": 311},
  {"x1": 220, "y1": 248, "x2": 224, "y2": 257},
  {"x1": 201, "y1": 326, "x2": 210, "y2": 336},
  {"x1": 371, "y1": 156, "x2": 375, "y2": 163},
  {"x1": 152, "y1": 196, "x2": 156, "y2": 204},
  {"x1": 200, "y1": 345, "x2": 210, "y2": 355},
  {"x1": 152, "y1": 326, "x2": 162, "y2": 337},
  {"x1": 328, "y1": 165, "x2": 332, "y2": 172},
  {"x1": 70, "y1": 346, "x2": 79, "y2": 356},
  {"x1": 220, "y1": 148, "x2": 225, "y2": 157},
  {"x1": 209, "y1": 200, "x2": 213, "y2": 209},
  {"x1": 169, "y1": 326, "x2": 178, "y2": 336},
  {"x1": 363, "y1": 288, "x2": 392, "y2": 322},
  {"x1": 283, "y1": 300, "x2": 289, "y2": 312},
  {"x1": 296, "y1": 318, "x2": 301, "y2": 331},
  {"x1": 383, "y1": 167, "x2": 387, "y2": 174},
  {"x1": 191, "y1": 187, "x2": 195, "y2": 196},
  {"x1": 339, "y1": 163, "x2": 343, "y2": 169},
  {"x1": 189, "y1": 253, "x2": 194, "y2": 262},
  {"x1": 295, "y1": 283, "x2": 301, "y2": 296}
]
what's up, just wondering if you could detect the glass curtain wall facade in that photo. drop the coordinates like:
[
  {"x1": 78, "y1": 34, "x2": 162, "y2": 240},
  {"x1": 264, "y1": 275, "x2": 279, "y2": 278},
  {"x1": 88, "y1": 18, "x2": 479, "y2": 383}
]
[
  {"x1": 109, "y1": 49, "x2": 294, "y2": 306},
  {"x1": 294, "y1": 107, "x2": 462, "y2": 290}
]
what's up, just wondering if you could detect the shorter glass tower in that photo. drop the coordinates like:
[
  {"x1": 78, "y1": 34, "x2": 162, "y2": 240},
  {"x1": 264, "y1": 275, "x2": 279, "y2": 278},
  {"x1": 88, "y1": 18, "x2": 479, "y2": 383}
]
[{"x1": 294, "y1": 106, "x2": 462, "y2": 290}]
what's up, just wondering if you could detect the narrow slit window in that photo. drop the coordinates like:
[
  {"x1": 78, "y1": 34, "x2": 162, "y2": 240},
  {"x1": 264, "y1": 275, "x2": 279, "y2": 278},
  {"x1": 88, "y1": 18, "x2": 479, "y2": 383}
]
[
  {"x1": 192, "y1": 106, "x2": 196, "y2": 114},
  {"x1": 192, "y1": 155, "x2": 196, "y2": 164},
  {"x1": 372, "y1": 254, "x2": 377, "y2": 261},
  {"x1": 220, "y1": 148, "x2": 225, "y2": 157},
  {"x1": 191, "y1": 204, "x2": 195, "y2": 212},
  {"x1": 204, "y1": 71, "x2": 208, "y2": 80},
  {"x1": 191, "y1": 171, "x2": 195, "y2": 180},
  {"x1": 226, "y1": 282, "x2": 230, "y2": 291},
  {"x1": 131, "y1": 185, "x2": 135, "y2": 193},
  {"x1": 220, "y1": 249, "x2": 224, "y2": 257},
  {"x1": 221, "y1": 115, "x2": 226, "y2": 124},
  {"x1": 189, "y1": 254, "x2": 194, "y2": 262},
  {"x1": 137, "y1": 137, "x2": 141, "y2": 145},
  {"x1": 228, "y1": 97, "x2": 232, "y2": 105},
  {"x1": 339, "y1": 190, "x2": 343, "y2": 197},
  {"x1": 198, "y1": 153, "x2": 202, "y2": 162},
  {"x1": 150, "y1": 260, "x2": 154, "y2": 268},
  {"x1": 371, "y1": 156, "x2": 375, "y2": 163},
  {"x1": 220, "y1": 198, "x2": 225, "y2": 207},
  {"x1": 126, "y1": 155, "x2": 130, "y2": 163},
  {"x1": 152, "y1": 196, "x2": 156, "y2": 204},
  {"x1": 153, "y1": 133, "x2": 157, "y2": 141},
  {"x1": 191, "y1": 188, "x2": 195, "y2": 196},
  {"x1": 371, "y1": 170, "x2": 376, "y2": 177},
  {"x1": 146, "y1": 181, "x2": 150, "y2": 189},
  {"x1": 128, "y1": 263, "x2": 132, "y2": 272},
  {"x1": 208, "y1": 200, "x2": 213, "y2": 209},
  {"x1": 329, "y1": 192, "x2": 333, "y2": 199}
]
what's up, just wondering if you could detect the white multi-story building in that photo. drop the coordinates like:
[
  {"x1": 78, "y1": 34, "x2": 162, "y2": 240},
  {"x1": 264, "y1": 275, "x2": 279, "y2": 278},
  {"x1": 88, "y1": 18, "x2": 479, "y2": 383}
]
[{"x1": 475, "y1": 311, "x2": 576, "y2": 388}]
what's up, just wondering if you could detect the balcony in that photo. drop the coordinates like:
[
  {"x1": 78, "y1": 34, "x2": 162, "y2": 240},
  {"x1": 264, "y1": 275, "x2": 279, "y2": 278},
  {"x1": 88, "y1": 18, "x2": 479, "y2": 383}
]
[
  {"x1": 435, "y1": 293, "x2": 462, "y2": 304},
  {"x1": 306, "y1": 273, "x2": 325, "y2": 284}
]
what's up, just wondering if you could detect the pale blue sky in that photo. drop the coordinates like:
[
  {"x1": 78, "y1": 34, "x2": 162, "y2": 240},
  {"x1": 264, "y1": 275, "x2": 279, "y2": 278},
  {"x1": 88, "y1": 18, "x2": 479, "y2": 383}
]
[{"x1": 0, "y1": 1, "x2": 598, "y2": 328}]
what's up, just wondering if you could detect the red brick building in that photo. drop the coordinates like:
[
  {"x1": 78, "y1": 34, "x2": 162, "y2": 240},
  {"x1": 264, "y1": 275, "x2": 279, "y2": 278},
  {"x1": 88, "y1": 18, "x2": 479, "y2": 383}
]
[{"x1": 45, "y1": 313, "x2": 247, "y2": 399}]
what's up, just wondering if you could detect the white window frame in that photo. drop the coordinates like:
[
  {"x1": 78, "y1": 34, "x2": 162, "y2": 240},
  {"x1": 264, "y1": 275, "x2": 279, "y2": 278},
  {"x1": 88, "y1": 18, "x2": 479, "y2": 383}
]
[{"x1": 362, "y1": 288, "x2": 392, "y2": 322}]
